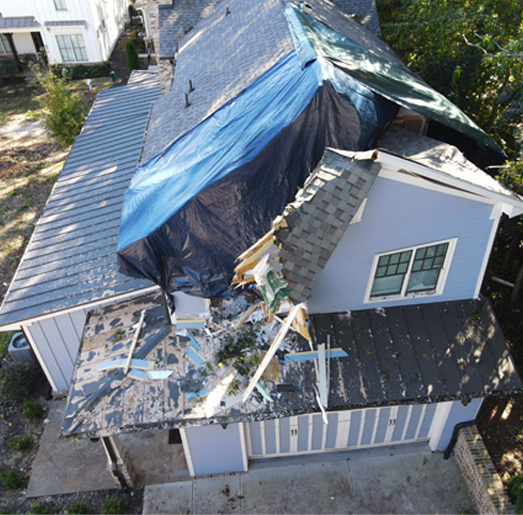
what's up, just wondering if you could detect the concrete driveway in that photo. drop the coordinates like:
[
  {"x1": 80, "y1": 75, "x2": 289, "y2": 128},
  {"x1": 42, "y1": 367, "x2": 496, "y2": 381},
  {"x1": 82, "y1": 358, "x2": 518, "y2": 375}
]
[{"x1": 143, "y1": 443, "x2": 474, "y2": 514}]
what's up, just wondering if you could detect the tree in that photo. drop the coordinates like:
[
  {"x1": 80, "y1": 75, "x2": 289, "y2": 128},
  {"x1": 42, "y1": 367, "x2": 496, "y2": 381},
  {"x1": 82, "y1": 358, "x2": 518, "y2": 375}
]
[
  {"x1": 378, "y1": 0, "x2": 523, "y2": 158},
  {"x1": 126, "y1": 40, "x2": 140, "y2": 74},
  {"x1": 31, "y1": 63, "x2": 88, "y2": 147}
]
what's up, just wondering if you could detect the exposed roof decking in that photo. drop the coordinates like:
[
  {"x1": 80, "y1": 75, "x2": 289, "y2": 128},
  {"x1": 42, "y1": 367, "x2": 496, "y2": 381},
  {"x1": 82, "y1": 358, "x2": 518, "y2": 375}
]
[
  {"x1": 63, "y1": 293, "x2": 520, "y2": 438},
  {"x1": 0, "y1": 72, "x2": 161, "y2": 328}
]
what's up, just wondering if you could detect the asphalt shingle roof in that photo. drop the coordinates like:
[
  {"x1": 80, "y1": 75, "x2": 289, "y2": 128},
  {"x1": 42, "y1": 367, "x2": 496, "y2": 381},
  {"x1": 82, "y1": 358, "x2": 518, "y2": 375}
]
[
  {"x1": 143, "y1": 0, "x2": 294, "y2": 162},
  {"x1": 274, "y1": 148, "x2": 381, "y2": 303},
  {"x1": 0, "y1": 72, "x2": 161, "y2": 328},
  {"x1": 158, "y1": 0, "x2": 221, "y2": 58}
]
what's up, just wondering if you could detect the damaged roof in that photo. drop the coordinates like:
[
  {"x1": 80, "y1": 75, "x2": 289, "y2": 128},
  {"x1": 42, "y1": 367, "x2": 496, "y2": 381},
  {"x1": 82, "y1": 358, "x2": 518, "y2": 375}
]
[
  {"x1": 273, "y1": 149, "x2": 380, "y2": 303},
  {"x1": 62, "y1": 292, "x2": 520, "y2": 439},
  {"x1": 0, "y1": 72, "x2": 161, "y2": 328}
]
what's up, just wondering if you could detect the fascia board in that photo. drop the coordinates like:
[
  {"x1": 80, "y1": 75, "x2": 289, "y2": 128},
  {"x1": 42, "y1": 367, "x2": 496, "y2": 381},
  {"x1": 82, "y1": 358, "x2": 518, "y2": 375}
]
[{"x1": 375, "y1": 151, "x2": 523, "y2": 217}]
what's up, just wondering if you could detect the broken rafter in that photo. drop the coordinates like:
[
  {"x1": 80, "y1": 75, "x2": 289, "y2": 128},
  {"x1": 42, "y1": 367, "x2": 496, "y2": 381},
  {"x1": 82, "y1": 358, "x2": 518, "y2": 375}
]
[
  {"x1": 242, "y1": 303, "x2": 305, "y2": 402},
  {"x1": 124, "y1": 309, "x2": 147, "y2": 374}
]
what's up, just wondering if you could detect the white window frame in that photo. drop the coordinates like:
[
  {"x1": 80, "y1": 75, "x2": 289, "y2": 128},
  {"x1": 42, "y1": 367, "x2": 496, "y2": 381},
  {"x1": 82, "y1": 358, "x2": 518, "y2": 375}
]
[
  {"x1": 54, "y1": 0, "x2": 68, "y2": 11},
  {"x1": 364, "y1": 238, "x2": 457, "y2": 304},
  {"x1": 56, "y1": 34, "x2": 88, "y2": 63}
]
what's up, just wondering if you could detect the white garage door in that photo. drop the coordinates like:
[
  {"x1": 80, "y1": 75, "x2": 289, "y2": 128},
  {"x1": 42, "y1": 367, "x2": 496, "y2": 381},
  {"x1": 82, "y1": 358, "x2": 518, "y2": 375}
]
[{"x1": 247, "y1": 404, "x2": 436, "y2": 458}]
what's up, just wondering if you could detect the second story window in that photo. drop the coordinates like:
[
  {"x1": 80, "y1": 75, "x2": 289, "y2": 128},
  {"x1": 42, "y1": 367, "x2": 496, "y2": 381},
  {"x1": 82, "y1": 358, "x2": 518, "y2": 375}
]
[
  {"x1": 56, "y1": 34, "x2": 88, "y2": 62},
  {"x1": 54, "y1": 0, "x2": 67, "y2": 10},
  {"x1": 367, "y1": 239, "x2": 456, "y2": 301}
]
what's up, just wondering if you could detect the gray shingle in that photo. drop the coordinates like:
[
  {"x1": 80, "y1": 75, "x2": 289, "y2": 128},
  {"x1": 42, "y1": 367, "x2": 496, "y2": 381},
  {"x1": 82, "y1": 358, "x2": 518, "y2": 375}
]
[
  {"x1": 142, "y1": 0, "x2": 294, "y2": 161},
  {"x1": 273, "y1": 148, "x2": 380, "y2": 303}
]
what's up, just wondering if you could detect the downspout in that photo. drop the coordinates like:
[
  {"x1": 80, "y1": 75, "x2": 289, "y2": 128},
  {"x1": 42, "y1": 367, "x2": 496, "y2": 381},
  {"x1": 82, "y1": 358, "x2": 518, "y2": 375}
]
[{"x1": 443, "y1": 419, "x2": 476, "y2": 460}]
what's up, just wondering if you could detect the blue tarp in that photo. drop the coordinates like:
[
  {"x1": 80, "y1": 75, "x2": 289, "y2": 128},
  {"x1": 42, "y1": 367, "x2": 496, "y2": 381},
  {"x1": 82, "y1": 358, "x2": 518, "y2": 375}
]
[
  {"x1": 117, "y1": 48, "x2": 396, "y2": 299},
  {"x1": 118, "y1": 6, "x2": 503, "y2": 302}
]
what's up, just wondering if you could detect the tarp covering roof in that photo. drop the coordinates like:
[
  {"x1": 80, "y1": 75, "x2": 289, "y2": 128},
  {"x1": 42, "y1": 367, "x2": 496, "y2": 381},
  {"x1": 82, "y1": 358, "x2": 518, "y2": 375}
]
[{"x1": 117, "y1": 1, "x2": 505, "y2": 302}]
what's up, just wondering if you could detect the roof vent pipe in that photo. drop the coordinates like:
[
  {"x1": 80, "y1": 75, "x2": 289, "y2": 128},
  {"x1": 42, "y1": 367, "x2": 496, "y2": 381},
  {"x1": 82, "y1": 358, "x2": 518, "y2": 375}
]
[
  {"x1": 185, "y1": 93, "x2": 190, "y2": 108},
  {"x1": 299, "y1": 0, "x2": 304, "y2": 9},
  {"x1": 226, "y1": 6, "x2": 231, "y2": 15},
  {"x1": 189, "y1": 79, "x2": 194, "y2": 92}
]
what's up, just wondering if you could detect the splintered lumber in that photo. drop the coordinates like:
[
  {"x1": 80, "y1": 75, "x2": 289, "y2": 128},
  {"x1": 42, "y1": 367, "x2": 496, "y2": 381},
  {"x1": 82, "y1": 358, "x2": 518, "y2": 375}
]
[
  {"x1": 124, "y1": 309, "x2": 147, "y2": 374},
  {"x1": 292, "y1": 305, "x2": 311, "y2": 342},
  {"x1": 234, "y1": 302, "x2": 262, "y2": 330},
  {"x1": 236, "y1": 229, "x2": 275, "y2": 262},
  {"x1": 254, "y1": 382, "x2": 274, "y2": 402},
  {"x1": 242, "y1": 303, "x2": 305, "y2": 402},
  {"x1": 317, "y1": 343, "x2": 327, "y2": 408}
]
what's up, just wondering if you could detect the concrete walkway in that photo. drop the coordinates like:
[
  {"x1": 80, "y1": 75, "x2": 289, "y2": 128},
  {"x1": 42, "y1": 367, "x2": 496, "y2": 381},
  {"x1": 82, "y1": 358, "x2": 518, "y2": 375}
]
[{"x1": 143, "y1": 444, "x2": 474, "y2": 514}]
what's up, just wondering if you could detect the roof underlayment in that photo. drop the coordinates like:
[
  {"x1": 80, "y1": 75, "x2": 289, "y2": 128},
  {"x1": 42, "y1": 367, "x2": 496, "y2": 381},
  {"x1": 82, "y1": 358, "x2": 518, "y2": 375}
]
[
  {"x1": 62, "y1": 291, "x2": 521, "y2": 438},
  {"x1": 117, "y1": 1, "x2": 506, "y2": 301}
]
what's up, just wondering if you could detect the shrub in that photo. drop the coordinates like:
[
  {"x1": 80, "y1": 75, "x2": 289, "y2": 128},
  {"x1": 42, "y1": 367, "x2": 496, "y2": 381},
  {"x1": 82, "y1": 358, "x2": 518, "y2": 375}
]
[
  {"x1": 0, "y1": 331, "x2": 12, "y2": 361},
  {"x1": 67, "y1": 500, "x2": 90, "y2": 514},
  {"x1": 23, "y1": 400, "x2": 44, "y2": 420},
  {"x1": 0, "y1": 361, "x2": 38, "y2": 402},
  {"x1": 29, "y1": 503, "x2": 51, "y2": 514},
  {"x1": 101, "y1": 495, "x2": 128, "y2": 514},
  {"x1": 52, "y1": 62, "x2": 112, "y2": 81},
  {"x1": 30, "y1": 63, "x2": 88, "y2": 146},
  {"x1": 0, "y1": 59, "x2": 18, "y2": 82},
  {"x1": 126, "y1": 41, "x2": 140, "y2": 74},
  {"x1": 7, "y1": 434, "x2": 33, "y2": 452},
  {"x1": 129, "y1": 29, "x2": 145, "y2": 52},
  {"x1": 508, "y1": 475, "x2": 523, "y2": 514},
  {"x1": 0, "y1": 468, "x2": 26, "y2": 490}
]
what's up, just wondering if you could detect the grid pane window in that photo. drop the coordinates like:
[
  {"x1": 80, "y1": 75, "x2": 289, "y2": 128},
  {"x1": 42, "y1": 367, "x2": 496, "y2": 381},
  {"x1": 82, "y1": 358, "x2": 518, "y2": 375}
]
[
  {"x1": 56, "y1": 34, "x2": 87, "y2": 62},
  {"x1": 54, "y1": 0, "x2": 67, "y2": 10},
  {"x1": 371, "y1": 250, "x2": 412, "y2": 297},
  {"x1": 371, "y1": 242, "x2": 450, "y2": 298},
  {"x1": 406, "y1": 243, "x2": 448, "y2": 293},
  {"x1": 0, "y1": 34, "x2": 10, "y2": 54}
]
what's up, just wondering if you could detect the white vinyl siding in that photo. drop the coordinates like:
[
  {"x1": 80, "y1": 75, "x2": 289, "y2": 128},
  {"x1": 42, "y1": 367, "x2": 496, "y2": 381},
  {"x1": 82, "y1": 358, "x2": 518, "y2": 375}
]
[{"x1": 56, "y1": 34, "x2": 88, "y2": 62}]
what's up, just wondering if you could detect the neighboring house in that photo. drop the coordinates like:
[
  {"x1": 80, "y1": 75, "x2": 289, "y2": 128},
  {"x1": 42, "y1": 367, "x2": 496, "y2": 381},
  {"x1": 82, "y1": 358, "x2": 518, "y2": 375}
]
[
  {"x1": 0, "y1": 0, "x2": 127, "y2": 68},
  {"x1": 0, "y1": 0, "x2": 522, "y2": 483}
]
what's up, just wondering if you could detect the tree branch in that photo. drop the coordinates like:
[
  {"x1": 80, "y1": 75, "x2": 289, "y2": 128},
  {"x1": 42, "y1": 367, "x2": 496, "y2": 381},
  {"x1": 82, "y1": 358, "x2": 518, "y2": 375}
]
[{"x1": 462, "y1": 33, "x2": 523, "y2": 58}]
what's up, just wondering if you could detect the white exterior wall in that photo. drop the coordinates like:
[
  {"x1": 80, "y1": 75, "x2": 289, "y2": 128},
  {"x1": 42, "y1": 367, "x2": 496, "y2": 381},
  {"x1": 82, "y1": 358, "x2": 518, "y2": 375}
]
[
  {"x1": 0, "y1": 0, "x2": 33, "y2": 17},
  {"x1": 32, "y1": 0, "x2": 100, "y2": 63},
  {"x1": 12, "y1": 32, "x2": 36, "y2": 54}
]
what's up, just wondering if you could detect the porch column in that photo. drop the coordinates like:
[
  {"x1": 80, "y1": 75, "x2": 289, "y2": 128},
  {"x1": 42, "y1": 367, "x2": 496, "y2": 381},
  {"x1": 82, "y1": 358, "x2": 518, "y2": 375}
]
[{"x1": 4, "y1": 33, "x2": 21, "y2": 70}]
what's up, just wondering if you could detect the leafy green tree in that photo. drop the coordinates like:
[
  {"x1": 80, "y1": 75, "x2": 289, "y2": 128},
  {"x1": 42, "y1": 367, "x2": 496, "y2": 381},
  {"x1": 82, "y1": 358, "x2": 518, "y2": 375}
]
[
  {"x1": 379, "y1": 0, "x2": 523, "y2": 157},
  {"x1": 126, "y1": 40, "x2": 140, "y2": 74},
  {"x1": 31, "y1": 63, "x2": 88, "y2": 146}
]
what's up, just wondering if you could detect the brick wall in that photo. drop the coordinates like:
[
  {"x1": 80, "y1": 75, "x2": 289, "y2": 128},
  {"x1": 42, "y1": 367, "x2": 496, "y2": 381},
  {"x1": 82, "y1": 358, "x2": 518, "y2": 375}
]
[
  {"x1": 158, "y1": 58, "x2": 174, "y2": 93},
  {"x1": 453, "y1": 425, "x2": 514, "y2": 514}
]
